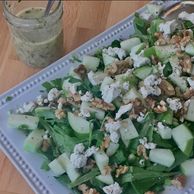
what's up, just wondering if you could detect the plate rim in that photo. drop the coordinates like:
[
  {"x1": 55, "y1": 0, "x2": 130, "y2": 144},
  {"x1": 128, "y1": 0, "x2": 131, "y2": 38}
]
[{"x1": 1, "y1": 1, "x2": 192, "y2": 194}]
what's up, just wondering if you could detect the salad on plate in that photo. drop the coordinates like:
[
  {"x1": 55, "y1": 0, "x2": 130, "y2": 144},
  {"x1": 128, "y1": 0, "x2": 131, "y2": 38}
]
[{"x1": 7, "y1": 3, "x2": 194, "y2": 194}]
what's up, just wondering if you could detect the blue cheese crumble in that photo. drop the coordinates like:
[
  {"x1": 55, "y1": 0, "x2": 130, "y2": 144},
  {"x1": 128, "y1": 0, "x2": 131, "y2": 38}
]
[
  {"x1": 140, "y1": 74, "x2": 162, "y2": 98},
  {"x1": 103, "y1": 47, "x2": 126, "y2": 60},
  {"x1": 159, "y1": 19, "x2": 177, "y2": 36},
  {"x1": 166, "y1": 98, "x2": 183, "y2": 112},
  {"x1": 103, "y1": 182, "x2": 122, "y2": 194},
  {"x1": 70, "y1": 144, "x2": 96, "y2": 169}
]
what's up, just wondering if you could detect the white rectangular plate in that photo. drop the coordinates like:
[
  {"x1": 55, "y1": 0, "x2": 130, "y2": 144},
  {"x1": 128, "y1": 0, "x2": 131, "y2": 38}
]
[{"x1": 0, "y1": 1, "x2": 194, "y2": 194}]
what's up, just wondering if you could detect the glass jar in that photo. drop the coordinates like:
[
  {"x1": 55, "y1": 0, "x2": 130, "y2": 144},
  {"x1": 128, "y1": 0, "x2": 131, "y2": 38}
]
[{"x1": 3, "y1": 0, "x2": 64, "y2": 68}]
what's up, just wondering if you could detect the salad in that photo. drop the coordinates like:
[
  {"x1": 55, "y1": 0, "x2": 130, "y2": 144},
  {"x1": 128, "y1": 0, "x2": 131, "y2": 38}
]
[{"x1": 7, "y1": 3, "x2": 194, "y2": 194}]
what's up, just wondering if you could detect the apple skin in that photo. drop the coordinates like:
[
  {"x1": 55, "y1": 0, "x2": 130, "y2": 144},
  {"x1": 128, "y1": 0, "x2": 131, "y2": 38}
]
[
  {"x1": 172, "y1": 124, "x2": 193, "y2": 157},
  {"x1": 149, "y1": 149, "x2": 175, "y2": 168},
  {"x1": 182, "y1": 138, "x2": 193, "y2": 157},
  {"x1": 181, "y1": 159, "x2": 194, "y2": 176}
]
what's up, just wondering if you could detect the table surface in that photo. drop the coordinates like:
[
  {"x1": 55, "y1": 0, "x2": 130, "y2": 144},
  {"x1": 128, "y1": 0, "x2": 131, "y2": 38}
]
[{"x1": 0, "y1": 1, "x2": 149, "y2": 193}]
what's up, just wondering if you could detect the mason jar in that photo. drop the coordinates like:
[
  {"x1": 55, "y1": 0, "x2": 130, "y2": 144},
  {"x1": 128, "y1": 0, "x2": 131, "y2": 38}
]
[{"x1": 3, "y1": 0, "x2": 64, "y2": 68}]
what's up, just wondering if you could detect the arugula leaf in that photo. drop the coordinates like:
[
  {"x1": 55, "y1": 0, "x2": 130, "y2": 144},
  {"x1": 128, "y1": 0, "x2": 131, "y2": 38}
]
[
  {"x1": 70, "y1": 168, "x2": 100, "y2": 188},
  {"x1": 88, "y1": 121, "x2": 94, "y2": 147},
  {"x1": 34, "y1": 108, "x2": 56, "y2": 119},
  {"x1": 133, "y1": 13, "x2": 150, "y2": 35},
  {"x1": 92, "y1": 130, "x2": 104, "y2": 147},
  {"x1": 110, "y1": 149, "x2": 126, "y2": 164},
  {"x1": 163, "y1": 62, "x2": 173, "y2": 77},
  {"x1": 147, "y1": 164, "x2": 168, "y2": 172},
  {"x1": 153, "y1": 133, "x2": 173, "y2": 149},
  {"x1": 131, "y1": 177, "x2": 165, "y2": 194},
  {"x1": 156, "y1": 109, "x2": 173, "y2": 125},
  {"x1": 139, "y1": 112, "x2": 154, "y2": 138},
  {"x1": 42, "y1": 78, "x2": 63, "y2": 92},
  {"x1": 183, "y1": 20, "x2": 194, "y2": 31},
  {"x1": 66, "y1": 76, "x2": 81, "y2": 84},
  {"x1": 40, "y1": 119, "x2": 78, "y2": 154},
  {"x1": 90, "y1": 178, "x2": 105, "y2": 190},
  {"x1": 78, "y1": 78, "x2": 101, "y2": 98},
  {"x1": 147, "y1": 18, "x2": 164, "y2": 46},
  {"x1": 149, "y1": 19, "x2": 164, "y2": 36},
  {"x1": 121, "y1": 167, "x2": 178, "y2": 183},
  {"x1": 42, "y1": 82, "x2": 53, "y2": 92},
  {"x1": 51, "y1": 78, "x2": 63, "y2": 89},
  {"x1": 111, "y1": 40, "x2": 121, "y2": 48},
  {"x1": 53, "y1": 124, "x2": 73, "y2": 136}
]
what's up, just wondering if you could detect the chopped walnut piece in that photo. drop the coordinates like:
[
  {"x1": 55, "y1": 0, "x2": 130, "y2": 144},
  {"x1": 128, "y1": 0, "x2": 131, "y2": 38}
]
[
  {"x1": 100, "y1": 136, "x2": 110, "y2": 150},
  {"x1": 155, "y1": 38, "x2": 169, "y2": 46},
  {"x1": 66, "y1": 93, "x2": 81, "y2": 105},
  {"x1": 41, "y1": 139, "x2": 50, "y2": 152},
  {"x1": 78, "y1": 184, "x2": 88, "y2": 193},
  {"x1": 154, "y1": 32, "x2": 163, "y2": 39},
  {"x1": 180, "y1": 55, "x2": 192, "y2": 73},
  {"x1": 151, "y1": 56, "x2": 159, "y2": 65},
  {"x1": 105, "y1": 59, "x2": 133, "y2": 76},
  {"x1": 57, "y1": 97, "x2": 67, "y2": 104},
  {"x1": 159, "y1": 79, "x2": 175, "y2": 96},
  {"x1": 132, "y1": 98, "x2": 146, "y2": 115},
  {"x1": 145, "y1": 97, "x2": 156, "y2": 109},
  {"x1": 182, "y1": 88, "x2": 194, "y2": 100},
  {"x1": 78, "y1": 185, "x2": 100, "y2": 194},
  {"x1": 180, "y1": 30, "x2": 191, "y2": 47},
  {"x1": 174, "y1": 107, "x2": 185, "y2": 120},
  {"x1": 154, "y1": 103, "x2": 167, "y2": 113},
  {"x1": 155, "y1": 32, "x2": 169, "y2": 46},
  {"x1": 183, "y1": 29, "x2": 193, "y2": 38},
  {"x1": 176, "y1": 50, "x2": 185, "y2": 58},
  {"x1": 137, "y1": 144, "x2": 148, "y2": 160},
  {"x1": 74, "y1": 64, "x2": 87, "y2": 79},
  {"x1": 85, "y1": 188, "x2": 100, "y2": 194},
  {"x1": 91, "y1": 98, "x2": 115, "y2": 111},
  {"x1": 170, "y1": 30, "x2": 191, "y2": 47},
  {"x1": 144, "y1": 191, "x2": 155, "y2": 194},
  {"x1": 116, "y1": 165, "x2": 129, "y2": 178},
  {"x1": 71, "y1": 93, "x2": 81, "y2": 102},
  {"x1": 103, "y1": 165, "x2": 112, "y2": 175},
  {"x1": 171, "y1": 175, "x2": 186, "y2": 189},
  {"x1": 55, "y1": 109, "x2": 65, "y2": 119},
  {"x1": 160, "y1": 100, "x2": 166, "y2": 106},
  {"x1": 170, "y1": 35, "x2": 182, "y2": 45}
]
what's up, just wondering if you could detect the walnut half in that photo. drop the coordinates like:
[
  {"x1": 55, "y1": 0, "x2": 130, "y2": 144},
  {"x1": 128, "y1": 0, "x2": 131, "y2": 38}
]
[
  {"x1": 180, "y1": 55, "x2": 192, "y2": 73},
  {"x1": 159, "y1": 79, "x2": 175, "y2": 96},
  {"x1": 137, "y1": 144, "x2": 148, "y2": 160},
  {"x1": 91, "y1": 98, "x2": 115, "y2": 111},
  {"x1": 116, "y1": 165, "x2": 129, "y2": 177},
  {"x1": 78, "y1": 184, "x2": 100, "y2": 194},
  {"x1": 74, "y1": 64, "x2": 87, "y2": 79},
  {"x1": 105, "y1": 58, "x2": 133, "y2": 76},
  {"x1": 171, "y1": 175, "x2": 186, "y2": 189}
]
